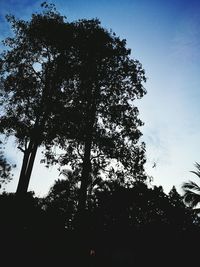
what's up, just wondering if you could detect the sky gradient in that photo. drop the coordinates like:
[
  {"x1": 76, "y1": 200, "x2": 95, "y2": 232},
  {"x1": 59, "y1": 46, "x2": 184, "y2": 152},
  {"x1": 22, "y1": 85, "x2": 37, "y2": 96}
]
[{"x1": 1, "y1": 0, "x2": 200, "y2": 196}]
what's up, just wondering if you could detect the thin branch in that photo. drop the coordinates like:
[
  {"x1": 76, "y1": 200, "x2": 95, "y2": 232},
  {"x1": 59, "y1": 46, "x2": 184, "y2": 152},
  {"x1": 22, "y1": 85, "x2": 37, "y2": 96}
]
[
  {"x1": 24, "y1": 139, "x2": 28, "y2": 151},
  {"x1": 17, "y1": 146, "x2": 25, "y2": 153},
  {"x1": 91, "y1": 151, "x2": 104, "y2": 160},
  {"x1": 76, "y1": 145, "x2": 84, "y2": 160},
  {"x1": 32, "y1": 65, "x2": 42, "y2": 81}
]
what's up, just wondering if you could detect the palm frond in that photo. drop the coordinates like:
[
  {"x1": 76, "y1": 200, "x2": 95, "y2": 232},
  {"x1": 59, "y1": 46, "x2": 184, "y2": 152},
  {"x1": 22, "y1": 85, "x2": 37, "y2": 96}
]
[
  {"x1": 192, "y1": 208, "x2": 200, "y2": 214},
  {"x1": 190, "y1": 162, "x2": 200, "y2": 178},
  {"x1": 182, "y1": 180, "x2": 200, "y2": 192},
  {"x1": 183, "y1": 190, "x2": 200, "y2": 208},
  {"x1": 194, "y1": 162, "x2": 200, "y2": 171},
  {"x1": 182, "y1": 162, "x2": 200, "y2": 208}
]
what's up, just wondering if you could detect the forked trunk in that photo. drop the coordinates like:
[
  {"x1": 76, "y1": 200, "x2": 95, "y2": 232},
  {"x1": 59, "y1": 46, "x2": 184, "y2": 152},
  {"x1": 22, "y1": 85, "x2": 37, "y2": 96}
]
[{"x1": 16, "y1": 140, "x2": 38, "y2": 196}]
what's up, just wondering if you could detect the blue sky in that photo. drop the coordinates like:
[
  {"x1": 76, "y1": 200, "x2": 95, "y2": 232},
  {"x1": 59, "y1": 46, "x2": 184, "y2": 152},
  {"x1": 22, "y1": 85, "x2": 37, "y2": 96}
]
[{"x1": 1, "y1": 0, "x2": 200, "y2": 196}]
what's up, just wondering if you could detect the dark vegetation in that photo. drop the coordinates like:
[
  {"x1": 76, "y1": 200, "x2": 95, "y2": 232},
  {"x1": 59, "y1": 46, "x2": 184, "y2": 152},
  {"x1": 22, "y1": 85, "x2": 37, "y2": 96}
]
[
  {"x1": 0, "y1": 3, "x2": 200, "y2": 266},
  {"x1": 1, "y1": 181, "x2": 200, "y2": 266}
]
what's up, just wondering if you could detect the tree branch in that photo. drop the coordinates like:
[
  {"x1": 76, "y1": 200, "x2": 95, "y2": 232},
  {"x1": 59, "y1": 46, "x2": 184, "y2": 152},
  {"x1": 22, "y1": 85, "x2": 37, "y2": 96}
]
[{"x1": 17, "y1": 146, "x2": 25, "y2": 153}]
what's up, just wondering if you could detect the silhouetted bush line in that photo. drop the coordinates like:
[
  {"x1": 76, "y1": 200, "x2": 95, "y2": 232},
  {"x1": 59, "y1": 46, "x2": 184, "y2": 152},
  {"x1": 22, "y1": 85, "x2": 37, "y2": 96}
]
[{"x1": 0, "y1": 182, "x2": 199, "y2": 266}]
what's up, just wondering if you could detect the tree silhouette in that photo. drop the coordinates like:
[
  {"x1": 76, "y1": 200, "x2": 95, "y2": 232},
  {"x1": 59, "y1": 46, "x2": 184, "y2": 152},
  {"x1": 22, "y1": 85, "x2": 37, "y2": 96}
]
[
  {"x1": 42, "y1": 19, "x2": 147, "y2": 218},
  {"x1": 0, "y1": 3, "x2": 81, "y2": 195},
  {"x1": 90, "y1": 181, "x2": 197, "y2": 232},
  {"x1": 182, "y1": 162, "x2": 200, "y2": 210}
]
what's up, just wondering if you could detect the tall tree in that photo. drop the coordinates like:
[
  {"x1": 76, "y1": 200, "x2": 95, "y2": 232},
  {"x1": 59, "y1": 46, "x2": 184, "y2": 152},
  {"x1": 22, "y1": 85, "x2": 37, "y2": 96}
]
[
  {"x1": 44, "y1": 19, "x2": 147, "y2": 215},
  {"x1": 0, "y1": 3, "x2": 78, "y2": 195},
  {"x1": 75, "y1": 19, "x2": 147, "y2": 214}
]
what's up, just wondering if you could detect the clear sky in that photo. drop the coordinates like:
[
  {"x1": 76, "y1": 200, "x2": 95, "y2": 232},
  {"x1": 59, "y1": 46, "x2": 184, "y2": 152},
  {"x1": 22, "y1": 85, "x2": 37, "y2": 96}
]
[{"x1": 1, "y1": 0, "x2": 200, "y2": 196}]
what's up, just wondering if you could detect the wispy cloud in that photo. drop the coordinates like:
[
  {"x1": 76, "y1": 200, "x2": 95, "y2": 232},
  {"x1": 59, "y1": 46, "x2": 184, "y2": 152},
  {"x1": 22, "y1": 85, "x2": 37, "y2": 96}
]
[{"x1": 172, "y1": 10, "x2": 200, "y2": 63}]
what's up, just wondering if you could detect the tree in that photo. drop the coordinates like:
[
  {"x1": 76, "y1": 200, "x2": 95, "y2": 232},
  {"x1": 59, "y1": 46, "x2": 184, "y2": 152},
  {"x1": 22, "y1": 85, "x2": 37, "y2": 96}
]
[
  {"x1": 91, "y1": 181, "x2": 197, "y2": 232},
  {"x1": 182, "y1": 162, "x2": 200, "y2": 210},
  {"x1": 44, "y1": 19, "x2": 147, "y2": 217},
  {"x1": 168, "y1": 186, "x2": 197, "y2": 229},
  {"x1": 0, "y1": 3, "x2": 79, "y2": 195},
  {"x1": 168, "y1": 186, "x2": 184, "y2": 207}
]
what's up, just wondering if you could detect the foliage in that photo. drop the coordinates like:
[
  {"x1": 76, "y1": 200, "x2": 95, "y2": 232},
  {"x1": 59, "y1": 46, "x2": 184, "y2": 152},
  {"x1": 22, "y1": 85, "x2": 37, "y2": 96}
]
[
  {"x1": 40, "y1": 175, "x2": 198, "y2": 232},
  {"x1": 0, "y1": 3, "x2": 84, "y2": 193},
  {"x1": 0, "y1": 140, "x2": 15, "y2": 186},
  {"x1": 91, "y1": 182, "x2": 197, "y2": 232},
  {"x1": 47, "y1": 18, "x2": 147, "y2": 179},
  {"x1": 38, "y1": 17, "x2": 147, "y2": 214},
  {"x1": 0, "y1": 5, "x2": 67, "y2": 146},
  {"x1": 41, "y1": 170, "x2": 79, "y2": 229},
  {"x1": 0, "y1": 191, "x2": 43, "y2": 231},
  {"x1": 0, "y1": 178, "x2": 199, "y2": 267}
]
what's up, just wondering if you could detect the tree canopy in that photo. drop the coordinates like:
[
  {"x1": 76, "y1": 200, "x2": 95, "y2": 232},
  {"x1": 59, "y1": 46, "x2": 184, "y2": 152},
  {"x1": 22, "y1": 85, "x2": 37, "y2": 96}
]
[
  {"x1": 42, "y1": 16, "x2": 147, "y2": 213},
  {"x1": 0, "y1": 4, "x2": 80, "y2": 194}
]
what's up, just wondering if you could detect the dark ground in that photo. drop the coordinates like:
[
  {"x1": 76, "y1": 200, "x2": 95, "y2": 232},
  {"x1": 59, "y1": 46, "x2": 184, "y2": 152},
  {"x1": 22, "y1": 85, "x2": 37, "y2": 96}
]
[{"x1": 1, "y1": 224, "x2": 199, "y2": 267}]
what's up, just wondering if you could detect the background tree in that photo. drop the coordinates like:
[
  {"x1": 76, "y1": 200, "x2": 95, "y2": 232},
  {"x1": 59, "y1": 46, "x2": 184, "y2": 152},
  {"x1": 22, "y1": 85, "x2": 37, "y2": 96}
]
[
  {"x1": 0, "y1": 3, "x2": 79, "y2": 195},
  {"x1": 91, "y1": 182, "x2": 198, "y2": 232}
]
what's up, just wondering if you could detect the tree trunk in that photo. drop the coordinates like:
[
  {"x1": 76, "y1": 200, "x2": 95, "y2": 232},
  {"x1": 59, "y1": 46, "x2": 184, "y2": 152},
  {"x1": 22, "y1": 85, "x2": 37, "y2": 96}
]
[
  {"x1": 23, "y1": 141, "x2": 38, "y2": 191},
  {"x1": 16, "y1": 140, "x2": 38, "y2": 196},
  {"x1": 16, "y1": 140, "x2": 33, "y2": 195},
  {"x1": 77, "y1": 138, "x2": 92, "y2": 213}
]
